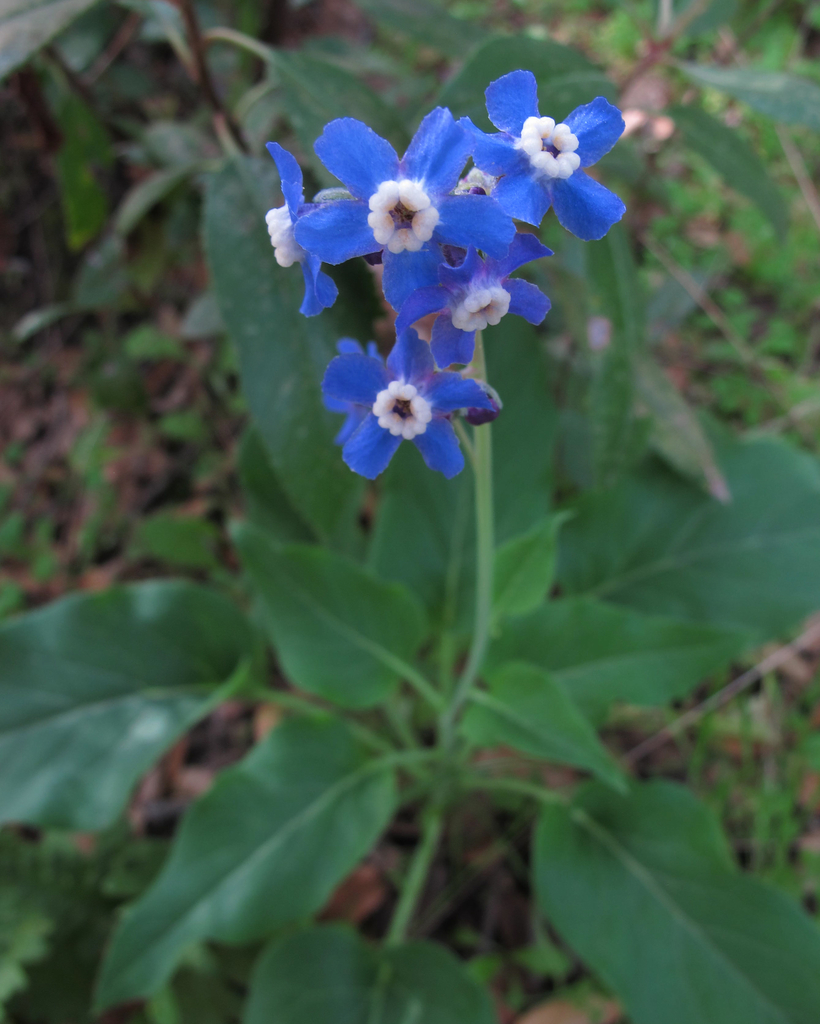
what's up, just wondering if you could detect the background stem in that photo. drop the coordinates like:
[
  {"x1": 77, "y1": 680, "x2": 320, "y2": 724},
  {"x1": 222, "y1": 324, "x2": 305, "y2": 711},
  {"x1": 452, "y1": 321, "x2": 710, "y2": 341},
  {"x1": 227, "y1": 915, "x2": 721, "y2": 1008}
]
[{"x1": 386, "y1": 807, "x2": 444, "y2": 944}]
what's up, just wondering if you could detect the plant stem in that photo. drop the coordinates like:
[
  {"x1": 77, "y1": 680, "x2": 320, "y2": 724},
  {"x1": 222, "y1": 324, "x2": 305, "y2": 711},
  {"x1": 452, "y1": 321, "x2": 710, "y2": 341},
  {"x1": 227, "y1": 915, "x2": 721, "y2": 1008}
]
[
  {"x1": 440, "y1": 331, "x2": 494, "y2": 746},
  {"x1": 386, "y1": 807, "x2": 444, "y2": 944}
]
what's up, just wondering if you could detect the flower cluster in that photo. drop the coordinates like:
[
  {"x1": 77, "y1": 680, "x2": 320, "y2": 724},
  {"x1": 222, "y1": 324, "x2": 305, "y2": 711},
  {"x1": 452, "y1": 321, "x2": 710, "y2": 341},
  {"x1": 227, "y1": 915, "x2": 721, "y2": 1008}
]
[{"x1": 264, "y1": 70, "x2": 625, "y2": 478}]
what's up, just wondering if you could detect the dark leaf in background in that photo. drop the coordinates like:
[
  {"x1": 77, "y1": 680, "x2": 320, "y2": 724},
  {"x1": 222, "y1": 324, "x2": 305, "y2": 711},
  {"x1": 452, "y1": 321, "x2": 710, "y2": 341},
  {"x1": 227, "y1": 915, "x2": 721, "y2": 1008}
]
[
  {"x1": 535, "y1": 781, "x2": 820, "y2": 1024},
  {"x1": 680, "y1": 64, "x2": 820, "y2": 131},
  {"x1": 96, "y1": 718, "x2": 397, "y2": 1009},
  {"x1": 238, "y1": 428, "x2": 315, "y2": 545},
  {"x1": 246, "y1": 925, "x2": 497, "y2": 1024},
  {"x1": 0, "y1": 0, "x2": 101, "y2": 80},
  {"x1": 0, "y1": 582, "x2": 253, "y2": 829},
  {"x1": 493, "y1": 512, "x2": 569, "y2": 621},
  {"x1": 53, "y1": 91, "x2": 112, "y2": 250},
  {"x1": 350, "y1": 0, "x2": 487, "y2": 56}
]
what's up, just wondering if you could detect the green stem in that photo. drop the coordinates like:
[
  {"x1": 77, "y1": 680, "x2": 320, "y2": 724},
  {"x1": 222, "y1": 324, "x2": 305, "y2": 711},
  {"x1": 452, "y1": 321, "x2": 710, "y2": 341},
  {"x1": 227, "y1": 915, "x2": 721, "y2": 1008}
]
[
  {"x1": 440, "y1": 331, "x2": 494, "y2": 746},
  {"x1": 467, "y1": 776, "x2": 568, "y2": 805},
  {"x1": 386, "y1": 807, "x2": 444, "y2": 945}
]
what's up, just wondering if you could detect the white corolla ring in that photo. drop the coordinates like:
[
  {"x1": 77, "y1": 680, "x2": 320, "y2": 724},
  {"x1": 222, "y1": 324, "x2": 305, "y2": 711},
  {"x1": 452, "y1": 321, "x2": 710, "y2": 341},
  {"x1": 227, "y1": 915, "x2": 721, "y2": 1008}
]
[
  {"x1": 372, "y1": 380, "x2": 433, "y2": 439},
  {"x1": 451, "y1": 285, "x2": 511, "y2": 332},
  {"x1": 516, "y1": 116, "x2": 581, "y2": 180},
  {"x1": 265, "y1": 206, "x2": 304, "y2": 267},
  {"x1": 367, "y1": 179, "x2": 440, "y2": 254}
]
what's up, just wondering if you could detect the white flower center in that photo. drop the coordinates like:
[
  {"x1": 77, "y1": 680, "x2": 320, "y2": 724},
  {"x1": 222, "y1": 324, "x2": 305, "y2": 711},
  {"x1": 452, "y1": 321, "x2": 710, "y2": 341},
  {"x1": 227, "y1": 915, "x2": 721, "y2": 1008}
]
[
  {"x1": 265, "y1": 206, "x2": 304, "y2": 267},
  {"x1": 515, "y1": 116, "x2": 581, "y2": 180},
  {"x1": 372, "y1": 380, "x2": 433, "y2": 439},
  {"x1": 451, "y1": 285, "x2": 511, "y2": 332},
  {"x1": 367, "y1": 179, "x2": 440, "y2": 255}
]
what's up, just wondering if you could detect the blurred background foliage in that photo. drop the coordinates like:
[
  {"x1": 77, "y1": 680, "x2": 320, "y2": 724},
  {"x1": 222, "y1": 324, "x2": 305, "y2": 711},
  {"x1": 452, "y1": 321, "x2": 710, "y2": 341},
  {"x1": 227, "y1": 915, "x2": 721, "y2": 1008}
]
[{"x1": 2, "y1": 0, "x2": 820, "y2": 1021}]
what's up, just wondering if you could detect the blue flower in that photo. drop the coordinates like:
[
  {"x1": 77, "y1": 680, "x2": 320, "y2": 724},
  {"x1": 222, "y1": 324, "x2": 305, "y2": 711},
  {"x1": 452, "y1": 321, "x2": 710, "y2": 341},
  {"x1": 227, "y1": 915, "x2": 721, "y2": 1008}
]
[
  {"x1": 463, "y1": 71, "x2": 626, "y2": 241},
  {"x1": 265, "y1": 142, "x2": 338, "y2": 317},
  {"x1": 394, "y1": 232, "x2": 552, "y2": 367},
  {"x1": 323, "y1": 338, "x2": 383, "y2": 444},
  {"x1": 293, "y1": 108, "x2": 516, "y2": 311},
  {"x1": 322, "y1": 327, "x2": 494, "y2": 479}
]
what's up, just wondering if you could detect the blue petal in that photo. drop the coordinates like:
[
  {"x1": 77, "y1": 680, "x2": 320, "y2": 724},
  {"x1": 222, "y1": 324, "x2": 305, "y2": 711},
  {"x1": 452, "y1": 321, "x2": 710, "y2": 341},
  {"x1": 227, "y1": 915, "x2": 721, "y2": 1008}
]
[
  {"x1": 299, "y1": 255, "x2": 338, "y2": 317},
  {"x1": 550, "y1": 172, "x2": 626, "y2": 241},
  {"x1": 266, "y1": 141, "x2": 304, "y2": 217},
  {"x1": 401, "y1": 107, "x2": 473, "y2": 195},
  {"x1": 430, "y1": 315, "x2": 475, "y2": 368},
  {"x1": 343, "y1": 413, "x2": 402, "y2": 479},
  {"x1": 412, "y1": 418, "x2": 465, "y2": 479},
  {"x1": 386, "y1": 327, "x2": 435, "y2": 384},
  {"x1": 463, "y1": 120, "x2": 525, "y2": 177},
  {"x1": 564, "y1": 97, "x2": 625, "y2": 168},
  {"x1": 422, "y1": 372, "x2": 493, "y2": 413},
  {"x1": 335, "y1": 408, "x2": 367, "y2": 446},
  {"x1": 323, "y1": 352, "x2": 390, "y2": 405},
  {"x1": 336, "y1": 337, "x2": 364, "y2": 355},
  {"x1": 395, "y1": 286, "x2": 448, "y2": 333},
  {"x1": 314, "y1": 118, "x2": 400, "y2": 199},
  {"x1": 491, "y1": 170, "x2": 551, "y2": 227},
  {"x1": 436, "y1": 194, "x2": 515, "y2": 258},
  {"x1": 505, "y1": 277, "x2": 550, "y2": 324},
  {"x1": 382, "y1": 246, "x2": 442, "y2": 310},
  {"x1": 438, "y1": 245, "x2": 484, "y2": 292},
  {"x1": 491, "y1": 231, "x2": 552, "y2": 279},
  {"x1": 366, "y1": 341, "x2": 381, "y2": 360},
  {"x1": 294, "y1": 201, "x2": 375, "y2": 264},
  {"x1": 485, "y1": 70, "x2": 539, "y2": 135}
]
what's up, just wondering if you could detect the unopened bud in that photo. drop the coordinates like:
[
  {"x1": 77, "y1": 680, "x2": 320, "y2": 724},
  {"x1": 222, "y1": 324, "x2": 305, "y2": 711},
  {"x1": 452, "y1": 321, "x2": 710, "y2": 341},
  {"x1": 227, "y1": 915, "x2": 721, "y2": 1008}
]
[{"x1": 464, "y1": 380, "x2": 502, "y2": 425}]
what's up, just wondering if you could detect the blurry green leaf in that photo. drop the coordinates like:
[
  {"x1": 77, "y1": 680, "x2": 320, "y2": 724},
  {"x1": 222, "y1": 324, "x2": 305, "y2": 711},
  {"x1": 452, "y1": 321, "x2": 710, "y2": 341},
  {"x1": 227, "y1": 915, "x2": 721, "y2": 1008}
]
[
  {"x1": 12, "y1": 302, "x2": 77, "y2": 342},
  {"x1": 141, "y1": 119, "x2": 213, "y2": 165},
  {"x1": 274, "y1": 49, "x2": 409, "y2": 162},
  {"x1": 462, "y1": 662, "x2": 625, "y2": 790},
  {"x1": 114, "y1": 161, "x2": 205, "y2": 236},
  {"x1": 437, "y1": 35, "x2": 615, "y2": 130},
  {"x1": 180, "y1": 292, "x2": 224, "y2": 339},
  {"x1": 53, "y1": 91, "x2": 112, "y2": 250},
  {"x1": 95, "y1": 719, "x2": 397, "y2": 1009},
  {"x1": 158, "y1": 410, "x2": 207, "y2": 442},
  {"x1": 131, "y1": 514, "x2": 220, "y2": 571},
  {"x1": 350, "y1": 0, "x2": 487, "y2": 55},
  {"x1": 493, "y1": 512, "x2": 569, "y2": 621},
  {"x1": 488, "y1": 597, "x2": 746, "y2": 723},
  {"x1": 204, "y1": 156, "x2": 362, "y2": 544},
  {"x1": 535, "y1": 780, "x2": 820, "y2": 1024},
  {"x1": 680, "y1": 64, "x2": 820, "y2": 131},
  {"x1": 246, "y1": 926, "x2": 497, "y2": 1024},
  {"x1": 511, "y1": 938, "x2": 570, "y2": 978},
  {"x1": 0, "y1": 582, "x2": 253, "y2": 829},
  {"x1": 234, "y1": 523, "x2": 427, "y2": 708},
  {"x1": 72, "y1": 233, "x2": 128, "y2": 307},
  {"x1": 0, "y1": 890, "x2": 52, "y2": 1009},
  {"x1": 558, "y1": 431, "x2": 820, "y2": 638},
  {"x1": 671, "y1": 105, "x2": 787, "y2": 234},
  {"x1": 636, "y1": 356, "x2": 730, "y2": 500},
  {"x1": 0, "y1": 0, "x2": 101, "y2": 80},
  {"x1": 123, "y1": 323, "x2": 184, "y2": 360},
  {"x1": 674, "y1": 0, "x2": 738, "y2": 36},
  {"x1": 238, "y1": 428, "x2": 315, "y2": 544}
]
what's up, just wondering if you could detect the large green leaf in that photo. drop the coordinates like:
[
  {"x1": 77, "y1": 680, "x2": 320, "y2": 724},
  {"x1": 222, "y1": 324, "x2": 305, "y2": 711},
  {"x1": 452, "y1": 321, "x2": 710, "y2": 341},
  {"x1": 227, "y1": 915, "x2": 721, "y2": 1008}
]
[
  {"x1": 680, "y1": 64, "x2": 820, "y2": 132},
  {"x1": 493, "y1": 513, "x2": 568, "y2": 622},
  {"x1": 487, "y1": 597, "x2": 745, "y2": 723},
  {"x1": 437, "y1": 35, "x2": 615, "y2": 131},
  {"x1": 0, "y1": 0, "x2": 101, "y2": 80},
  {"x1": 0, "y1": 582, "x2": 253, "y2": 830},
  {"x1": 558, "y1": 432, "x2": 820, "y2": 638},
  {"x1": 350, "y1": 0, "x2": 487, "y2": 55},
  {"x1": 234, "y1": 523, "x2": 427, "y2": 708},
  {"x1": 204, "y1": 156, "x2": 362, "y2": 545},
  {"x1": 246, "y1": 926, "x2": 497, "y2": 1024},
  {"x1": 95, "y1": 717, "x2": 397, "y2": 1009},
  {"x1": 237, "y1": 428, "x2": 315, "y2": 545},
  {"x1": 534, "y1": 781, "x2": 820, "y2": 1024},
  {"x1": 462, "y1": 663, "x2": 625, "y2": 790},
  {"x1": 671, "y1": 105, "x2": 787, "y2": 234}
]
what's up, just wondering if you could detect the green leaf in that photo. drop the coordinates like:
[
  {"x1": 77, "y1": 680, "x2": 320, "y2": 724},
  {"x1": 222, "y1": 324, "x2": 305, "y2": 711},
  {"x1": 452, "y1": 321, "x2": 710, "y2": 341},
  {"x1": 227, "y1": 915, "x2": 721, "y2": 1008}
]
[
  {"x1": 95, "y1": 718, "x2": 397, "y2": 1010},
  {"x1": 234, "y1": 522, "x2": 427, "y2": 708},
  {"x1": 636, "y1": 356, "x2": 730, "y2": 501},
  {"x1": 462, "y1": 663, "x2": 625, "y2": 790},
  {"x1": 558, "y1": 431, "x2": 820, "y2": 638},
  {"x1": 488, "y1": 597, "x2": 745, "y2": 723},
  {"x1": 238, "y1": 428, "x2": 315, "y2": 544},
  {"x1": 680, "y1": 64, "x2": 820, "y2": 131},
  {"x1": 130, "y1": 513, "x2": 221, "y2": 572},
  {"x1": 493, "y1": 513, "x2": 569, "y2": 621},
  {"x1": 274, "y1": 49, "x2": 409, "y2": 163},
  {"x1": 534, "y1": 780, "x2": 820, "y2": 1024},
  {"x1": 114, "y1": 161, "x2": 205, "y2": 236},
  {"x1": 204, "y1": 156, "x2": 363, "y2": 545},
  {"x1": 671, "y1": 105, "x2": 787, "y2": 234},
  {"x1": 436, "y1": 35, "x2": 615, "y2": 131},
  {"x1": 0, "y1": 0, "x2": 101, "y2": 80},
  {"x1": 0, "y1": 582, "x2": 253, "y2": 829},
  {"x1": 350, "y1": 0, "x2": 487, "y2": 55},
  {"x1": 53, "y1": 91, "x2": 112, "y2": 250},
  {"x1": 246, "y1": 925, "x2": 497, "y2": 1024}
]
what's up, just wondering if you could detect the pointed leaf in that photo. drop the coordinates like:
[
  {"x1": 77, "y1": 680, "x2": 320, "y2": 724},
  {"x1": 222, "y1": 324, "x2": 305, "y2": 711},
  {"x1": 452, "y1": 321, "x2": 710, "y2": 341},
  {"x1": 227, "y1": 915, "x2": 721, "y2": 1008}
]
[
  {"x1": 680, "y1": 64, "x2": 820, "y2": 131},
  {"x1": 0, "y1": 0, "x2": 101, "y2": 80},
  {"x1": 493, "y1": 513, "x2": 569, "y2": 621}
]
